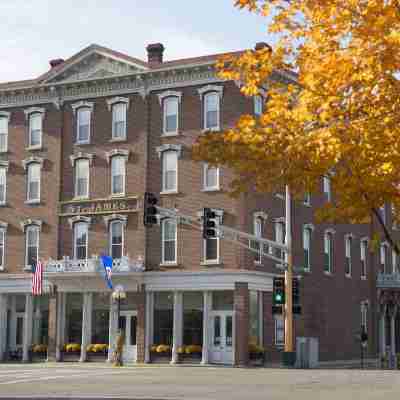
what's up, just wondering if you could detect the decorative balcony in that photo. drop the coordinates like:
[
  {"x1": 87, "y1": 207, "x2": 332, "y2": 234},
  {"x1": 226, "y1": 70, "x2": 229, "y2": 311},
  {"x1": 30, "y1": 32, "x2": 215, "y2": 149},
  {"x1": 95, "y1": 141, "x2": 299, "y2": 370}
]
[
  {"x1": 45, "y1": 255, "x2": 145, "y2": 274},
  {"x1": 377, "y1": 273, "x2": 400, "y2": 289}
]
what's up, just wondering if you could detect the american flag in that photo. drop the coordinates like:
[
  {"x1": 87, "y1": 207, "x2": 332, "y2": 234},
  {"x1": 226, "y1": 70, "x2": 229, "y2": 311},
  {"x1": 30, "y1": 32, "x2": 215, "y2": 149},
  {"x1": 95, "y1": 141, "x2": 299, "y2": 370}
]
[{"x1": 31, "y1": 260, "x2": 43, "y2": 296}]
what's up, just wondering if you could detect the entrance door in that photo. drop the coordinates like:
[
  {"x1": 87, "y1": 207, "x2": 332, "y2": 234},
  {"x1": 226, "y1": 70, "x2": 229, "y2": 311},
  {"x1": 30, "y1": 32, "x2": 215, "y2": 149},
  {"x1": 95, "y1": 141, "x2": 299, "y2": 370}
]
[
  {"x1": 210, "y1": 312, "x2": 234, "y2": 365},
  {"x1": 119, "y1": 311, "x2": 137, "y2": 363}
]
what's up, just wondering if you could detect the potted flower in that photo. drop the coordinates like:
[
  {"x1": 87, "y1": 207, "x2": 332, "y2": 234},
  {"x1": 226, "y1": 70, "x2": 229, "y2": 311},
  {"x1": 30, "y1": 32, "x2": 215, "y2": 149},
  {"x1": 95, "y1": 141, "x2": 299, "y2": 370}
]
[
  {"x1": 150, "y1": 344, "x2": 172, "y2": 363},
  {"x1": 62, "y1": 343, "x2": 81, "y2": 361},
  {"x1": 87, "y1": 343, "x2": 108, "y2": 361}
]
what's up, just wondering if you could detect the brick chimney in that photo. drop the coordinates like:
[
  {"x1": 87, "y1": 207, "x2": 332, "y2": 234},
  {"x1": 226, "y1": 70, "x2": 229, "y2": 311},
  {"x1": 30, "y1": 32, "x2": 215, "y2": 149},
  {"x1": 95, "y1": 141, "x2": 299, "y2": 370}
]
[
  {"x1": 49, "y1": 58, "x2": 65, "y2": 68},
  {"x1": 255, "y1": 42, "x2": 272, "y2": 52},
  {"x1": 146, "y1": 43, "x2": 165, "y2": 66}
]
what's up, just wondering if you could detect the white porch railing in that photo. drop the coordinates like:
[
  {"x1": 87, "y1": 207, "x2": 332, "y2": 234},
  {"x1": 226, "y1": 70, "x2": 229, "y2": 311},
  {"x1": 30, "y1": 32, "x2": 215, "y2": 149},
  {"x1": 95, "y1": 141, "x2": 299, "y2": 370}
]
[
  {"x1": 377, "y1": 273, "x2": 400, "y2": 288},
  {"x1": 45, "y1": 255, "x2": 145, "y2": 274}
]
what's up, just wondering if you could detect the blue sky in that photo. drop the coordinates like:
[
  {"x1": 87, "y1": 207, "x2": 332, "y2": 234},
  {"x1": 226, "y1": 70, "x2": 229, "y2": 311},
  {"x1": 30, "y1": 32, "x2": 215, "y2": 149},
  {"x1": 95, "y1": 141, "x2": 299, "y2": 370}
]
[{"x1": 0, "y1": 0, "x2": 273, "y2": 83}]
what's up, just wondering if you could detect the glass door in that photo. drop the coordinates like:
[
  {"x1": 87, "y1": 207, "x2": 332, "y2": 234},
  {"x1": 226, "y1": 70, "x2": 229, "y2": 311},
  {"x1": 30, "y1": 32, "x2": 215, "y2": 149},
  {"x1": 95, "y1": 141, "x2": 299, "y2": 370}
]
[
  {"x1": 210, "y1": 312, "x2": 234, "y2": 365},
  {"x1": 119, "y1": 311, "x2": 137, "y2": 363}
]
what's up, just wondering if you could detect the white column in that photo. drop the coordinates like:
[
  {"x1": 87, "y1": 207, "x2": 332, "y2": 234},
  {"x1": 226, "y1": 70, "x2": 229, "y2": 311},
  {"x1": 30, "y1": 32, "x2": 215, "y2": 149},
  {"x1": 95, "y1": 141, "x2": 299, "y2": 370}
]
[
  {"x1": 22, "y1": 294, "x2": 33, "y2": 362},
  {"x1": 33, "y1": 306, "x2": 42, "y2": 345},
  {"x1": 108, "y1": 294, "x2": 118, "y2": 362},
  {"x1": 0, "y1": 294, "x2": 8, "y2": 361},
  {"x1": 391, "y1": 307, "x2": 397, "y2": 355},
  {"x1": 201, "y1": 291, "x2": 211, "y2": 365},
  {"x1": 380, "y1": 306, "x2": 387, "y2": 356},
  {"x1": 80, "y1": 292, "x2": 93, "y2": 362},
  {"x1": 144, "y1": 291, "x2": 154, "y2": 363},
  {"x1": 170, "y1": 291, "x2": 183, "y2": 364},
  {"x1": 55, "y1": 292, "x2": 65, "y2": 361},
  {"x1": 9, "y1": 295, "x2": 16, "y2": 351}
]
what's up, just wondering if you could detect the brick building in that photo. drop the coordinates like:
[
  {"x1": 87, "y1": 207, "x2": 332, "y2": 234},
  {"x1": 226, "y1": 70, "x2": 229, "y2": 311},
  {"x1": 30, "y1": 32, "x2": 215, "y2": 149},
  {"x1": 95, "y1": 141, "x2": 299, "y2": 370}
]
[{"x1": 0, "y1": 42, "x2": 396, "y2": 365}]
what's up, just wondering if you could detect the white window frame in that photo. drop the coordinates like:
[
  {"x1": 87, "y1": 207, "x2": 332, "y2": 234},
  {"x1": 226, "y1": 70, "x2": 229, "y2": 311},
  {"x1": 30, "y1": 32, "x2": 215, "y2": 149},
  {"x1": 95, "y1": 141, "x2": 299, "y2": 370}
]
[
  {"x1": 74, "y1": 158, "x2": 90, "y2": 199},
  {"x1": 303, "y1": 226, "x2": 312, "y2": 271},
  {"x1": 380, "y1": 242, "x2": 389, "y2": 274},
  {"x1": 111, "y1": 155, "x2": 126, "y2": 197},
  {"x1": 273, "y1": 219, "x2": 285, "y2": 261},
  {"x1": 0, "y1": 166, "x2": 7, "y2": 206},
  {"x1": 392, "y1": 249, "x2": 398, "y2": 274},
  {"x1": 274, "y1": 316, "x2": 285, "y2": 346},
  {"x1": 203, "y1": 211, "x2": 222, "y2": 265},
  {"x1": 162, "y1": 150, "x2": 178, "y2": 193},
  {"x1": 28, "y1": 112, "x2": 43, "y2": 149},
  {"x1": 323, "y1": 176, "x2": 331, "y2": 201},
  {"x1": 163, "y1": 96, "x2": 179, "y2": 136},
  {"x1": 203, "y1": 92, "x2": 220, "y2": 131},
  {"x1": 26, "y1": 162, "x2": 41, "y2": 203},
  {"x1": 25, "y1": 225, "x2": 39, "y2": 269},
  {"x1": 73, "y1": 222, "x2": 89, "y2": 260},
  {"x1": 198, "y1": 86, "x2": 223, "y2": 132},
  {"x1": 304, "y1": 192, "x2": 311, "y2": 206},
  {"x1": 345, "y1": 235, "x2": 353, "y2": 277},
  {"x1": 111, "y1": 102, "x2": 127, "y2": 140},
  {"x1": 0, "y1": 112, "x2": 10, "y2": 153},
  {"x1": 203, "y1": 163, "x2": 220, "y2": 191},
  {"x1": 253, "y1": 216, "x2": 263, "y2": 264},
  {"x1": 109, "y1": 220, "x2": 125, "y2": 259},
  {"x1": 360, "y1": 239, "x2": 368, "y2": 279},
  {"x1": 76, "y1": 107, "x2": 92, "y2": 145},
  {"x1": 161, "y1": 218, "x2": 177, "y2": 265},
  {"x1": 254, "y1": 94, "x2": 263, "y2": 117},
  {"x1": 324, "y1": 230, "x2": 334, "y2": 274},
  {"x1": 0, "y1": 228, "x2": 6, "y2": 270}
]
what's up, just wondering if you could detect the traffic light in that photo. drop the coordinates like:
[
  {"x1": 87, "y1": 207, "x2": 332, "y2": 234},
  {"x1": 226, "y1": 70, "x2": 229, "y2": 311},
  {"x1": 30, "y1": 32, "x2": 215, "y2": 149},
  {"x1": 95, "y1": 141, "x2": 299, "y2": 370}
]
[
  {"x1": 203, "y1": 208, "x2": 217, "y2": 239},
  {"x1": 273, "y1": 277, "x2": 285, "y2": 306},
  {"x1": 143, "y1": 192, "x2": 158, "y2": 226},
  {"x1": 292, "y1": 277, "x2": 300, "y2": 305}
]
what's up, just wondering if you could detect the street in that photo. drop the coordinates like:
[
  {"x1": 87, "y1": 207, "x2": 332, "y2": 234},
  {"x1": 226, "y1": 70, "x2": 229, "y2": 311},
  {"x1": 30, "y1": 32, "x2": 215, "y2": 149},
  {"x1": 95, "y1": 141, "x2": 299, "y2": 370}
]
[{"x1": 0, "y1": 363, "x2": 399, "y2": 400}]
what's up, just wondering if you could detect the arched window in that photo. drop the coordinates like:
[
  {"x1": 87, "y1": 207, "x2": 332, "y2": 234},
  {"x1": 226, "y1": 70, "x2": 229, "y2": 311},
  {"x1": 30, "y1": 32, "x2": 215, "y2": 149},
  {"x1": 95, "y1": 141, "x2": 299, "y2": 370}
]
[
  {"x1": 163, "y1": 97, "x2": 179, "y2": 134},
  {"x1": 26, "y1": 225, "x2": 39, "y2": 268},
  {"x1": 162, "y1": 218, "x2": 177, "y2": 264},
  {"x1": 109, "y1": 220, "x2": 124, "y2": 259},
  {"x1": 74, "y1": 222, "x2": 88, "y2": 260}
]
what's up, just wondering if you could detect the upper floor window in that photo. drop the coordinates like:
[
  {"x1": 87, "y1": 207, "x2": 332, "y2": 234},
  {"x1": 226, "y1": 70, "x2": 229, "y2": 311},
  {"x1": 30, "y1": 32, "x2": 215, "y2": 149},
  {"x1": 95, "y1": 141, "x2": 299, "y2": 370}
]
[
  {"x1": 162, "y1": 150, "x2": 178, "y2": 193},
  {"x1": 203, "y1": 209, "x2": 222, "y2": 264},
  {"x1": 203, "y1": 163, "x2": 219, "y2": 191},
  {"x1": 112, "y1": 103, "x2": 127, "y2": 140},
  {"x1": 303, "y1": 226, "x2": 312, "y2": 271},
  {"x1": 254, "y1": 95, "x2": 263, "y2": 116},
  {"x1": 74, "y1": 222, "x2": 88, "y2": 260},
  {"x1": 111, "y1": 156, "x2": 126, "y2": 196},
  {"x1": 323, "y1": 176, "x2": 331, "y2": 201},
  {"x1": 163, "y1": 97, "x2": 179, "y2": 134},
  {"x1": 393, "y1": 249, "x2": 399, "y2": 274},
  {"x1": 161, "y1": 218, "x2": 177, "y2": 264},
  {"x1": 110, "y1": 220, "x2": 124, "y2": 259},
  {"x1": 360, "y1": 239, "x2": 368, "y2": 279},
  {"x1": 0, "y1": 167, "x2": 7, "y2": 205},
  {"x1": 27, "y1": 163, "x2": 41, "y2": 203},
  {"x1": 324, "y1": 231, "x2": 334, "y2": 273},
  {"x1": 304, "y1": 192, "x2": 311, "y2": 206},
  {"x1": 26, "y1": 225, "x2": 39, "y2": 268},
  {"x1": 379, "y1": 205, "x2": 386, "y2": 225},
  {"x1": 0, "y1": 228, "x2": 5, "y2": 269},
  {"x1": 29, "y1": 113, "x2": 42, "y2": 148},
  {"x1": 0, "y1": 113, "x2": 9, "y2": 153},
  {"x1": 345, "y1": 235, "x2": 352, "y2": 277},
  {"x1": 253, "y1": 217, "x2": 263, "y2": 264},
  {"x1": 74, "y1": 158, "x2": 90, "y2": 198},
  {"x1": 77, "y1": 108, "x2": 91, "y2": 144},
  {"x1": 380, "y1": 242, "x2": 389, "y2": 274},
  {"x1": 204, "y1": 92, "x2": 220, "y2": 130},
  {"x1": 274, "y1": 220, "x2": 285, "y2": 260}
]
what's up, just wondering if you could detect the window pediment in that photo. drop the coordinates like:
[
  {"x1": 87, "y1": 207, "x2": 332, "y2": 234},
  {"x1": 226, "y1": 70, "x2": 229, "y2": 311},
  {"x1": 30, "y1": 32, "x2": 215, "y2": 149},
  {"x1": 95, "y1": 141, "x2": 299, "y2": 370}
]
[
  {"x1": 0, "y1": 111, "x2": 11, "y2": 120},
  {"x1": 0, "y1": 221, "x2": 8, "y2": 230},
  {"x1": 158, "y1": 90, "x2": 182, "y2": 105},
  {"x1": 105, "y1": 149, "x2": 130, "y2": 164},
  {"x1": 0, "y1": 161, "x2": 9, "y2": 171},
  {"x1": 156, "y1": 144, "x2": 182, "y2": 159},
  {"x1": 304, "y1": 223, "x2": 315, "y2": 231},
  {"x1": 24, "y1": 107, "x2": 45, "y2": 119},
  {"x1": 254, "y1": 211, "x2": 268, "y2": 221},
  {"x1": 70, "y1": 152, "x2": 94, "y2": 167},
  {"x1": 197, "y1": 85, "x2": 223, "y2": 99},
  {"x1": 68, "y1": 215, "x2": 91, "y2": 229},
  {"x1": 103, "y1": 214, "x2": 128, "y2": 228},
  {"x1": 106, "y1": 96, "x2": 130, "y2": 111},
  {"x1": 71, "y1": 101, "x2": 94, "y2": 115},
  {"x1": 20, "y1": 219, "x2": 42, "y2": 232},
  {"x1": 22, "y1": 157, "x2": 44, "y2": 170}
]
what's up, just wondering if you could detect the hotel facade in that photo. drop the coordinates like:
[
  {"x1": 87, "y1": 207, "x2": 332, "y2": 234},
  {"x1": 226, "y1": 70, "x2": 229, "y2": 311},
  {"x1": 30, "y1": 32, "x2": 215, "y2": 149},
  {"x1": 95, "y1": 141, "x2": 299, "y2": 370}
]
[{"x1": 0, "y1": 42, "x2": 397, "y2": 366}]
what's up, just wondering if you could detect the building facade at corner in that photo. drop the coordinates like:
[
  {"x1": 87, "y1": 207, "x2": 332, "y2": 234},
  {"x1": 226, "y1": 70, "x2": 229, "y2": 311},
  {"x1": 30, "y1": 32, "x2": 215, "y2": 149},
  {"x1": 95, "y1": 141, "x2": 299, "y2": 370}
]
[{"x1": 0, "y1": 42, "x2": 395, "y2": 366}]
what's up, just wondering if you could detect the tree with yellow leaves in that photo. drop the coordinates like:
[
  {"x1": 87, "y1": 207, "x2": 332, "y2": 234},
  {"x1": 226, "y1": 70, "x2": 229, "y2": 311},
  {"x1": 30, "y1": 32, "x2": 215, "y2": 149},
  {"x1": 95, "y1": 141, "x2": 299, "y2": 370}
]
[{"x1": 193, "y1": 0, "x2": 400, "y2": 253}]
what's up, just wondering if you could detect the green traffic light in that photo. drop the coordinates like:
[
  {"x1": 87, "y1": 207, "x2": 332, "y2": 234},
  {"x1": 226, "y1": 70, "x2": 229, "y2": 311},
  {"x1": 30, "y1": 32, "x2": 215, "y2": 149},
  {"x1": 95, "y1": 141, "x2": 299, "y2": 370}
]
[{"x1": 275, "y1": 294, "x2": 282, "y2": 302}]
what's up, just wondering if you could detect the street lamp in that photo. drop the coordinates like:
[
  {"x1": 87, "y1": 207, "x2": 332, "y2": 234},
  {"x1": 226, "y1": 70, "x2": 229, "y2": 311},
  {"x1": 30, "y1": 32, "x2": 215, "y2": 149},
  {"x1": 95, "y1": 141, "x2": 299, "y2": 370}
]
[{"x1": 112, "y1": 284, "x2": 126, "y2": 366}]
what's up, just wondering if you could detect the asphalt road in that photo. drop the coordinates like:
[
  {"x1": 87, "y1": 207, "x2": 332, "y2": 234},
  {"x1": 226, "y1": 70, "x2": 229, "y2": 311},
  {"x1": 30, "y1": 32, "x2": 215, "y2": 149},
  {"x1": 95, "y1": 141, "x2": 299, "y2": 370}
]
[{"x1": 0, "y1": 363, "x2": 399, "y2": 400}]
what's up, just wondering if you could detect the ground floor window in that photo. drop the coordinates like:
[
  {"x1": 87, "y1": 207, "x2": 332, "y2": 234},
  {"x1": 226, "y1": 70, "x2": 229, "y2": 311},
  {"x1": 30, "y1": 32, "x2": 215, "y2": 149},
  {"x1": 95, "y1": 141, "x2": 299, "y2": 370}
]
[
  {"x1": 91, "y1": 293, "x2": 109, "y2": 344},
  {"x1": 249, "y1": 291, "x2": 261, "y2": 345},
  {"x1": 154, "y1": 292, "x2": 173, "y2": 346},
  {"x1": 66, "y1": 293, "x2": 83, "y2": 344},
  {"x1": 183, "y1": 292, "x2": 203, "y2": 346},
  {"x1": 33, "y1": 296, "x2": 49, "y2": 346},
  {"x1": 275, "y1": 316, "x2": 284, "y2": 346}
]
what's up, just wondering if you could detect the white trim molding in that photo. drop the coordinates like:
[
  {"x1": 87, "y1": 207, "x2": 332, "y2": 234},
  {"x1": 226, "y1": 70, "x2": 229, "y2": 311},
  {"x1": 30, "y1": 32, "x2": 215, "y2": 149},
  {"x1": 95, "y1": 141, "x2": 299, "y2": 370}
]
[
  {"x1": 157, "y1": 90, "x2": 182, "y2": 105},
  {"x1": 22, "y1": 156, "x2": 44, "y2": 170},
  {"x1": 0, "y1": 111, "x2": 11, "y2": 120},
  {"x1": 68, "y1": 215, "x2": 92, "y2": 229},
  {"x1": 106, "y1": 96, "x2": 130, "y2": 111},
  {"x1": 0, "y1": 221, "x2": 8, "y2": 230},
  {"x1": 325, "y1": 228, "x2": 336, "y2": 235},
  {"x1": 71, "y1": 101, "x2": 94, "y2": 115},
  {"x1": 304, "y1": 223, "x2": 315, "y2": 231},
  {"x1": 253, "y1": 211, "x2": 268, "y2": 221},
  {"x1": 20, "y1": 219, "x2": 43, "y2": 232},
  {"x1": 0, "y1": 161, "x2": 9, "y2": 171},
  {"x1": 105, "y1": 149, "x2": 130, "y2": 164},
  {"x1": 156, "y1": 144, "x2": 182, "y2": 159},
  {"x1": 24, "y1": 107, "x2": 45, "y2": 119},
  {"x1": 69, "y1": 152, "x2": 94, "y2": 167},
  {"x1": 360, "y1": 236, "x2": 370, "y2": 244},
  {"x1": 197, "y1": 84, "x2": 224, "y2": 100},
  {"x1": 103, "y1": 213, "x2": 128, "y2": 228}
]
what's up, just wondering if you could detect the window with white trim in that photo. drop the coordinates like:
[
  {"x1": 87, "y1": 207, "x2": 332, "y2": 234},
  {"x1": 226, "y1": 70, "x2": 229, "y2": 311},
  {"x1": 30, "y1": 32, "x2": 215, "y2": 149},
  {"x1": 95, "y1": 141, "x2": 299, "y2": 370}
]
[
  {"x1": 112, "y1": 103, "x2": 127, "y2": 140},
  {"x1": 360, "y1": 240, "x2": 368, "y2": 279},
  {"x1": 303, "y1": 227, "x2": 312, "y2": 271},
  {"x1": 28, "y1": 113, "x2": 42, "y2": 148},
  {"x1": 345, "y1": 235, "x2": 352, "y2": 277},
  {"x1": 204, "y1": 92, "x2": 220, "y2": 130},
  {"x1": 111, "y1": 156, "x2": 126, "y2": 196},
  {"x1": 27, "y1": 163, "x2": 41, "y2": 202},
  {"x1": 274, "y1": 220, "x2": 285, "y2": 260},
  {"x1": 275, "y1": 316, "x2": 284, "y2": 346},
  {"x1": 25, "y1": 225, "x2": 39, "y2": 268},
  {"x1": 0, "y1": 116, "x2": 8, "y2": 153},
  {"x1": 110, "y1": 220, "x2": 124, "y2": 259},
  {"x1": 76, "y1": 108, "x2": 91, "y2": 144},
  {"x1": 380, "y1": 243, "x2": 389, "y2": 274},
  {"x1": 203, "y1": 163, "x2": 219, "y2": 190},
  {"x1": 204, "y1": 211, "x2": 221, "y2": 263},
  {"x1": 0, "y1": 167, "x2": 6, "y2": 205},
  {"x1": 304, "y1": 192, "x2": 311, "y2": 206},
  {"x1": 0, "y1": 228, "x2": 5, "y2": 269},
  {"x1": 163, "y1": 97, "x2": 179, "y2": 134},
  {"x1": 361, "y1": 302, "x2": 368, "y2": 333},
  {"x1": 324, "y1": 231, "x2": 334, "y2": 273},
  {"x1": 74, "y1": 222, "x2": 88, "y2": 260},
  {"x1": 74, "y1": 158, "x2": 90, "y2": 198},
  {"x1": 254, "y1": 95, "x2": 263, "y2": 116},
  {"x1": 253, "y1": 217, "x2": 262, "y2": 264},
  {"x1": 161, "y1": 218, "x2": 177, "y2": 264},
  {"x1": 393, "y1": 249, "x2": 398, "y2": 274},
  {"x1": 323, "y1": 176, "x2": 331, "y2": 201},
  {"x1": 162, "y1": 150, "x2": 178, "y2": 192}
]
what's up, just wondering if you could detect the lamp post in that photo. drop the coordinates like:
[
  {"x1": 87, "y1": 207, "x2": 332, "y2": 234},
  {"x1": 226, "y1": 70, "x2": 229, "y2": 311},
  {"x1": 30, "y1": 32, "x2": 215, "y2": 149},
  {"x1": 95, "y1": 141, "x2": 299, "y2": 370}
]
[{"x1": 112, "y1": 284, "x2": 126, "y2": 366}]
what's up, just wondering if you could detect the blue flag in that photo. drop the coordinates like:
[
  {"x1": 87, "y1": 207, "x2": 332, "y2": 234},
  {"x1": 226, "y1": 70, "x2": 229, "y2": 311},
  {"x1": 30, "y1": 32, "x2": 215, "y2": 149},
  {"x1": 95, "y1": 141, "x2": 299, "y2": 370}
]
[{"x1": 100, "y1": 255, "x2": 113, "y2": 290}]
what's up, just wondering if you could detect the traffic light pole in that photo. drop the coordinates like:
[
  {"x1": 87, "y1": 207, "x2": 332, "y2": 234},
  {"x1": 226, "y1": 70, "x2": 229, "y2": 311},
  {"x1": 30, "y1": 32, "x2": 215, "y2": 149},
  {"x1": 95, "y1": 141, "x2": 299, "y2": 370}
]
[{"x1": 283, "y1": 185, "x2": 295, "y2": 366}]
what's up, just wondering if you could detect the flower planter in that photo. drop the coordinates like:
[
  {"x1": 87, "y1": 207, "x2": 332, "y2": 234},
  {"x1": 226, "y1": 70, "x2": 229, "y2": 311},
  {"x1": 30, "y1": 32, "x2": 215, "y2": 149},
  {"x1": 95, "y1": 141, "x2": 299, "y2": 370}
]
[
  {"x1": 87, "y1": 351, "x2": 108, "y2": 362},
  {"x1": 150, "y1": 351, "x2": 172, "y2": 363},
  {"x1": 179, "y1": 352, "x2": 202, "y2": 364},
  {"x1": 61, "y1": 351, "x2": 81, "y2": 362},
  {"x1": 31, "y1": 351, "x2": 47, "y2": 362}
]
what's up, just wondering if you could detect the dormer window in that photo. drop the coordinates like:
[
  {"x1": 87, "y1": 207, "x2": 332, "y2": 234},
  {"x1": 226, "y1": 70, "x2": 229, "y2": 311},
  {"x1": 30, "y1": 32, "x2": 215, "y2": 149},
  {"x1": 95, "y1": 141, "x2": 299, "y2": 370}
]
[{"x1": 198, "y1": 85, "x2": 223, "y2": 131}]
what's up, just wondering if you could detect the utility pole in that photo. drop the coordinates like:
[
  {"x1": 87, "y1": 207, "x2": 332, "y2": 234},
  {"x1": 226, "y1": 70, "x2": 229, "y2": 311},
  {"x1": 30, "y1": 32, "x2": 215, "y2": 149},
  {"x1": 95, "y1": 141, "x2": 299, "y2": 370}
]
[{"x1": 284, "y1": 185, "x2": 295, "y2": 366}]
